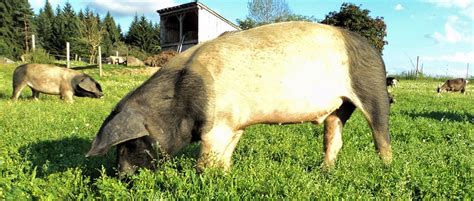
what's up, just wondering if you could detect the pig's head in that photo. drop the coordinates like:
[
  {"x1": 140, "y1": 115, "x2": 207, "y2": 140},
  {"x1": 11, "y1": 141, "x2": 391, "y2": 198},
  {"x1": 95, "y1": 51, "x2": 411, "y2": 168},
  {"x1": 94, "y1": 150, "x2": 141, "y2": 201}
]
[
  {"x1": 86, "y1": 109, "x2": 161, "y2": 176},
  {"x1": 86, "y1": 68, "x2": 206, "y2": 176},
  {"x1": 72, "y1": 74, "x2": 104, "y2": 98},
  {"x1": 437, "y1": 84, "x2": 447, "y2": 94}
]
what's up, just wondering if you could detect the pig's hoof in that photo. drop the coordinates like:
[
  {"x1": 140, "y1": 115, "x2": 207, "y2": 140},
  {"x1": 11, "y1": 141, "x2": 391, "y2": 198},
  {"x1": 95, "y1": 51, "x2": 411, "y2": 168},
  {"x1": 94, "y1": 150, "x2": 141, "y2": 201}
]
[{"x1": 321, "y1": 160, "x2": 336, "y2": 172}]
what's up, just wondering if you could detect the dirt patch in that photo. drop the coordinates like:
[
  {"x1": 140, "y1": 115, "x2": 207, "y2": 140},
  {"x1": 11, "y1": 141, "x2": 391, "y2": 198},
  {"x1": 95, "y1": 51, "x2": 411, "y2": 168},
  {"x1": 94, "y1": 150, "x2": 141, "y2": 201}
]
[
  {"x1": 144, "y1": 51, "x2": 178, "y2": 67},
  {"x1": 106, "y1": 67, "x2": 161, "y2": 76}
]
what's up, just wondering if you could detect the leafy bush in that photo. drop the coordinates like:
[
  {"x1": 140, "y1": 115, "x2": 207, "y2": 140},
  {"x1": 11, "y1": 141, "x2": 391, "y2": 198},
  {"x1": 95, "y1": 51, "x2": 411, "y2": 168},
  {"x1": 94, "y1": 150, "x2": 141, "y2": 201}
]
[
  {"x1": 127, "y1": 47, "x2": 149, "y2": 61},
  {"x1": 21, "y1": 48, "x2": 55, "y2": 64}
]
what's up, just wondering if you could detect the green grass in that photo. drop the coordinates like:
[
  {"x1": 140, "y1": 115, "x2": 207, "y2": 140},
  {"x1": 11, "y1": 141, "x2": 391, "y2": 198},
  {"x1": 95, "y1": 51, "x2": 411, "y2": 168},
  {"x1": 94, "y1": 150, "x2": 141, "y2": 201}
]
[{"x1": 1, "y1": 63, "x2": 473, "y2": 199}]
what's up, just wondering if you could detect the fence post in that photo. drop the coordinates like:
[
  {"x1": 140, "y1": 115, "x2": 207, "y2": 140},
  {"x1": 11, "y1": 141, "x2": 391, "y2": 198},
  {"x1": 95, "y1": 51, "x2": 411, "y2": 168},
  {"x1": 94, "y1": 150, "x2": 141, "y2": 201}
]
[
  {"x1": 415, "y1": 56, "x2": 419, "y2": 79},
  {"x1": 98, "y1": 46, "x2": 103, "y2": 77},
  {"x1": 66, "y1": 42, "x2": 70, "y2": 68},
  {"x1": 31, "y1": 34, "x2": 35, "y2": 51},
  {"x1": 467, "y1": 63, "x2": 470, "y2": 79}
]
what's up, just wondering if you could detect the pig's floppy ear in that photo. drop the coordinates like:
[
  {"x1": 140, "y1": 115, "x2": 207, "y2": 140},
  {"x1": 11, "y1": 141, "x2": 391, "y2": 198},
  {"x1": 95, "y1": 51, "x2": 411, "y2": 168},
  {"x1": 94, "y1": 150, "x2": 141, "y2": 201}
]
[
  {"x1": 78, "y1": 77, "x2": 98, "y2": 92},
  {"x1": 86, "y1": 110, "x2": 149, "y2": 157}
]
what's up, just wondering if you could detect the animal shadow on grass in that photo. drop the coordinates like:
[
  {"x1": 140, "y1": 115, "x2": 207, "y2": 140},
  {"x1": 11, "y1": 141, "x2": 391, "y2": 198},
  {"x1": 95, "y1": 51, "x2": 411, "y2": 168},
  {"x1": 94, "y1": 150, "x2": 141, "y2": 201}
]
[
  {"x1": 71, "y1": 65, "x2": 99, "y2": 70},
  {"x1": 403, "y1": 111, "x2": 474, "y2": 123},
  {"x1": 0, "y1": 92, "x2": 10, "y2": 99},
  {"x1": 19, "y1": 137, "x2": 116, "y2": 179}
]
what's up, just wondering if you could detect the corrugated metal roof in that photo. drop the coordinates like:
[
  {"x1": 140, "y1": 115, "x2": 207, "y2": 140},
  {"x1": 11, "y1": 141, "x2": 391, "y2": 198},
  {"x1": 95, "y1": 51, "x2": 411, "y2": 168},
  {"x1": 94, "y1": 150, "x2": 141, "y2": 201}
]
[
  {"x1": 156, "y1": 2, "x2": 240, "y2": 30},
  {"x1": 156, "y1": 2, "x2": 196, "y2": 14}
]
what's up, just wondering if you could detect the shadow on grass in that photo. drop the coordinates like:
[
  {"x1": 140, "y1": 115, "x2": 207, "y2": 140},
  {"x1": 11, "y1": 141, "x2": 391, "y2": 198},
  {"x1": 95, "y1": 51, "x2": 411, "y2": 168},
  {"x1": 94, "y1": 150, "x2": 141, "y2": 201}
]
[
  {"x1": 19, "y1": 137, "x2": 202, "y2": 179},
  {"x1": 19, "y1": 137, "x2": 116, "y2": 179},
  {"x1": 0, "y1": 92, "x2": 11, "y2": 99},
  {"x1": 71, "y1": 65, "x2": 99, "y2": 70},
  {"x1": 403, "y1": 110, "x2": 474, "y2": 123}
]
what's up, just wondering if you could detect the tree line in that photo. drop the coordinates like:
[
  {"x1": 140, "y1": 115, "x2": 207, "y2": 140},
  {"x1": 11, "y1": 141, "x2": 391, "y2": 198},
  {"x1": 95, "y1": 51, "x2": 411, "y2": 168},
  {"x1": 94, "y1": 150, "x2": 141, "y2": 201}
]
[
  {"x1": 0, "y1": 0, "x2": 160, "y2": 61},
  {"x1": 238, "y1": 0, "x2": 387, "y2": 54},
  {"x1": 0, "y1": 0, "x2": 387, "y2": 62}
]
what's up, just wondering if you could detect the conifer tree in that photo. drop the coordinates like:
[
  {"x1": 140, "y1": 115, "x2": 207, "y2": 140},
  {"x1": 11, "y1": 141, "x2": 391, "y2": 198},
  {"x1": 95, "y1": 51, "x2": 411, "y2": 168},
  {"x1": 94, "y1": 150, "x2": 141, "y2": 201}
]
[
  {"x1": 51, "y1": 5, "x2": 65, "y2": 55},
  {"x1": 36, "y1": 0, "x2": 54, "y2": 51},
  {"x1": 126, "y1": 14, "x2": 160, "y2": 55},
  {"x1": 102, "y1": 11, "x2": 121, "y2": 55},
  {"x1": 0, "y1": 0, "x2": 35, "y2": 59},
  {"x1": 0, "y1": 0, "x2": 15, "y2": 57}
]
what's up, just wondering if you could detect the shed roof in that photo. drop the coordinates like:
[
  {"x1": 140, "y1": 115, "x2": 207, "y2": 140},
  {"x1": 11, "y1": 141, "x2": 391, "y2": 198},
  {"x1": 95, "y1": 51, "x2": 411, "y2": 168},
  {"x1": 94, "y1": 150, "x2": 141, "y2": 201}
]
[{"x1": 157, "y1": 2, "x2": 240, "y2": 30}]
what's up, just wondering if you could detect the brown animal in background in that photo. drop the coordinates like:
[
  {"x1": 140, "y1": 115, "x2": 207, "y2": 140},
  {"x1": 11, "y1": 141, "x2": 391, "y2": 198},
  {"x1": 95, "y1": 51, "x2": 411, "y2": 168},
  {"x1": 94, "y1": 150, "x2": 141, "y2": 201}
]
[
  {"x1": 86, "y1": 22, "x2": 392, "y2": 176},
  {"x1": 437, "y1": 78, "x2": 468, "y2": 94},
  {"x1": 11, "y1": 63, "x2": 103, "y2": 102}
]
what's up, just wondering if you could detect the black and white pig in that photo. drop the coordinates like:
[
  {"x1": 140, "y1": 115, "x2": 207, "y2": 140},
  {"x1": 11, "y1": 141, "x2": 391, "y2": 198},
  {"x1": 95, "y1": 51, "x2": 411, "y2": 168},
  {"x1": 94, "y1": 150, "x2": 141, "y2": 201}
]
[
  {"x1": 386, "y1": 77, "x2": 398, "y2": 87},
  {"x1": 86, "y1": 22, "x2": 392, "y2": 175},
  {"x1": 11, "y1": 63, "x2": 103, "y2": 102}
]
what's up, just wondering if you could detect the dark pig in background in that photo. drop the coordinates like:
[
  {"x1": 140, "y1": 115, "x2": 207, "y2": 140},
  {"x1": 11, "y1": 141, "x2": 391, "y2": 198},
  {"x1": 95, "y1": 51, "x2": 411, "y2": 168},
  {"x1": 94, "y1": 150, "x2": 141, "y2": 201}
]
[
  {"x1": 86, "y1": 22, "x2": 392, "y2": 176},
  {"x1": 11, "y1": 63, "x2": 103, "y2": 102},
  {"x1": 437, "y1": 78, "x2": 468, "y2": 94}
]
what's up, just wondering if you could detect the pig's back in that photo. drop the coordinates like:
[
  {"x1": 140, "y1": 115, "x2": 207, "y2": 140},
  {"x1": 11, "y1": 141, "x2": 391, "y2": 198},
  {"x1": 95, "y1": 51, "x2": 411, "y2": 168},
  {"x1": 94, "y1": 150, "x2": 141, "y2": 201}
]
[
  {"x1": 184, "y1": 22, "x2": 356, "y2": 128},
  {"x1": 17, "y1": 64, "x2": 79, "y2": 94}
]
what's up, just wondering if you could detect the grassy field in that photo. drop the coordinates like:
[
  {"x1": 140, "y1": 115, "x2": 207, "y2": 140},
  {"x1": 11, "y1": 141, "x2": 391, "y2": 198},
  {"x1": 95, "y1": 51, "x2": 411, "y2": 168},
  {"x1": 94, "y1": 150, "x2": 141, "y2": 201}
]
[{"x1": 0, "y1": 63, "x2": 473, "y2": 199}]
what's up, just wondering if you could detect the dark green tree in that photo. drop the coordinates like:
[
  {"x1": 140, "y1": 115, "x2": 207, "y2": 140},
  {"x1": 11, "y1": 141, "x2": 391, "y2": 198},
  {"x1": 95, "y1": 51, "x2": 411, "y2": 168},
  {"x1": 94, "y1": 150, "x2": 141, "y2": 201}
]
[
  {"x1": 236, "y1": 17, "x2": 258, "y2": 30},
  {"x1": 14, "y1": 0, "x2": 36, "y2": 53},
  {"x1": 117, "y1": 24, "x2": 125, "y2": 41},
  {"x1": 321, "y1": 3, "x2": 387, "y2": 53},
  {"x1": 103, "y1": 12, "x2": 120, "y2": 44},
  {"x1": 51, "y1": 5, "x2": 65, "y2": 55},
  {"x1": 62, "y1": 2, "x2": 81, "y2": 55},
  {"x1": 0, "y1": 0, "x2": 15, "y2": 57},
  {"x1": 126, "y1": 14, "x2": 160, "y2": 55},
  {"x1": 36, "y1": 0, "x2": 54, "y2": 51},
  {"x1": 0, "y1": 0, "x2": 35, "y2": 59},
  {"x1": 78, "y1": 9, "x2": 85, "y2": 21},
  {"x1": 102, "y1": 12, "x2": 121, "y2": 55}
]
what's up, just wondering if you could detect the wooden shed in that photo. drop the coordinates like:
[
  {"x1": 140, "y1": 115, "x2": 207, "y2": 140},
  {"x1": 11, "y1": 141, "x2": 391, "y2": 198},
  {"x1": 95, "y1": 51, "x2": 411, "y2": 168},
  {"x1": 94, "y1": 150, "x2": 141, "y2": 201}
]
[{"x1": 157, "y1": 2, "x2": 240, "y2": 52}]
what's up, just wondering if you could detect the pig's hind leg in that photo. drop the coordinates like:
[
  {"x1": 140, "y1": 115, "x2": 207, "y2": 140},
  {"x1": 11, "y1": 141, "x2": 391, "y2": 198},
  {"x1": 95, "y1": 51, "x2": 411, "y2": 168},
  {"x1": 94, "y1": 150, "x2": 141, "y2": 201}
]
[
  {"x1": 11, "y1": 77, "x2": 27, "y2": 100},
  {"x1": 322, "y1": 101, "x2": 356, "y2": 168}
]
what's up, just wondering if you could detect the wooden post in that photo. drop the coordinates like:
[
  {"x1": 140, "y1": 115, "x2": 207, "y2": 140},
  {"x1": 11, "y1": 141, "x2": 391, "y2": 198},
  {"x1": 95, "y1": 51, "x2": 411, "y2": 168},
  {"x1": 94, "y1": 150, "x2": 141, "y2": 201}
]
[
  {"x1": 467, "y1": 63, "x2": 470, "y2": 79},
  {"x1": 116, "y1": 51, "x2": 118, "y2": 57},
  {"x1": 98, "y1": 46, "x2": 103, "y2": 77},
  {"x1": 178, "y1": 14, "x2": 184, "y2": 42},
  {"x1": 66, "y1": 42, "x2": 70, "y2": 68},
  {"x1": 415, "y1": 56, "x2": 419, "y2": 78},
  {"x1": 31, "y1": 34, "x2": 35, "y2": 51}
]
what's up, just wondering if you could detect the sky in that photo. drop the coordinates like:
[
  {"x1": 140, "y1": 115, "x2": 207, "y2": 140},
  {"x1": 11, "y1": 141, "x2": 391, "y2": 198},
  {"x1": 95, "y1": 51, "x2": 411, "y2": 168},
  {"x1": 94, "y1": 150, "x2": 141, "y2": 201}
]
[{"x1": 28, "y1": 0, "x2": 474, "y2": 77}]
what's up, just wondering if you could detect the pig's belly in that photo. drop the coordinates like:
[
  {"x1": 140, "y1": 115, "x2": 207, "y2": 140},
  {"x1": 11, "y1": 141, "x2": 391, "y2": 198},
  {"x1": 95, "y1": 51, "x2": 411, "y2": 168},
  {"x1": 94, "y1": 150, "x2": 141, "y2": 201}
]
[
  {"x1": 240, "y1": 96, "x2": 344, "y2": 128},
  {"x1": 27, "y1": 80, "x2": 62, "y2": 95},
  {"x1": 214, "y1": 86, "x2": 347, "y2": 130}
]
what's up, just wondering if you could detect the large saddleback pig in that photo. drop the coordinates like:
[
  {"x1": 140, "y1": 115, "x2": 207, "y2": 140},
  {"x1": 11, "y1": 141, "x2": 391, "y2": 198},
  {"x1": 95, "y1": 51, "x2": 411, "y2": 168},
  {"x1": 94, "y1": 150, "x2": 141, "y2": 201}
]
[
  {"x1": 86, "y1": 22, "x2": 392, "y2": 176},
  {"x1": 11, "y1": 64, "x2": 103, "y2": 102}
]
